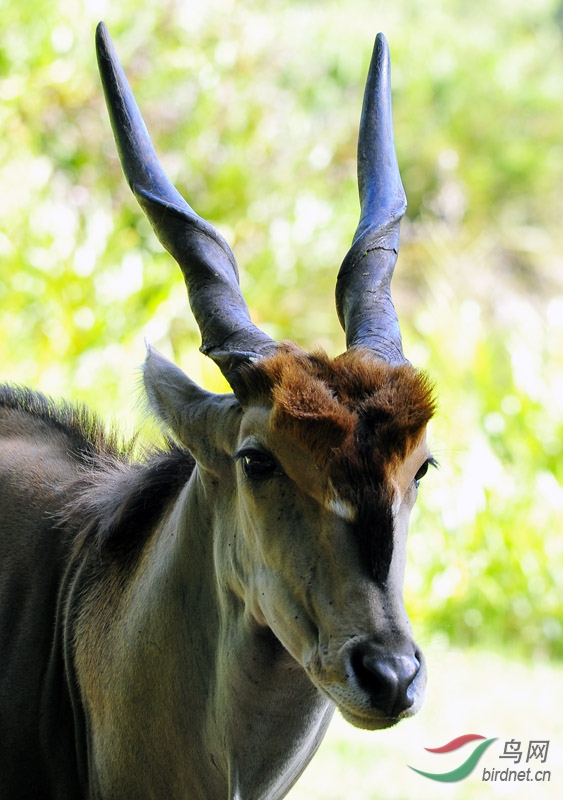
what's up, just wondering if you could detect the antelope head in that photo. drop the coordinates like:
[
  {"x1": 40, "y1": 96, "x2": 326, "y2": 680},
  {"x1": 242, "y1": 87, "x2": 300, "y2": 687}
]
[{"x1": 96, "y1": 23, "x2": 435, "y2": 730}]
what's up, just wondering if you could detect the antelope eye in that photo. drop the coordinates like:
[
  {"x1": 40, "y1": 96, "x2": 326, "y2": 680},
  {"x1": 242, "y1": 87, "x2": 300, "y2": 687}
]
[
  {"x1": 236, "y1": 449, "x2": 279, "y2": 481},
  {"x1": 414, "y1": 456, "x2": 437, "y2": 486},
  {"x1": 414, "y1": 462, "x2": 429, "y2": 484}
]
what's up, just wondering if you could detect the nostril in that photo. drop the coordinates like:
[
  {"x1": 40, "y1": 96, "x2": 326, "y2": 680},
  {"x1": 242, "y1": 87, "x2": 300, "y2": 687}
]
[{"x1": 349, "y1": 645, "x2": 420, "y2": 716}]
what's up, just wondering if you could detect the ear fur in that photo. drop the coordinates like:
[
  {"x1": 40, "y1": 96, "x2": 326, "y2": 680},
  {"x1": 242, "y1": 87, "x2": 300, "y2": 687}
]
[{"x1": 143, "y1": 344, "x2": 242, "y2": 469}]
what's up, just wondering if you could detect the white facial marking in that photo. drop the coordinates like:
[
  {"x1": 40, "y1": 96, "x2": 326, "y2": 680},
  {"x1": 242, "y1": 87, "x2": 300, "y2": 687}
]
[
  {"x1": 390, "y1": 478, "x2": 402, "y2": 515},
  {"x1": 326, "y1": 495, "x2": 357, "y2": 522}
]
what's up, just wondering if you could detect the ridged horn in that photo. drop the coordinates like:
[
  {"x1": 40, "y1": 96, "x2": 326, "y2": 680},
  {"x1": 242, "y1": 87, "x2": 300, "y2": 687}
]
[
  {"x1": 95, "y1": 22, "x2": 277, "y2": 384},
  {"x1": 335, "y1": 33, "x2": 408, "y2": 365}
]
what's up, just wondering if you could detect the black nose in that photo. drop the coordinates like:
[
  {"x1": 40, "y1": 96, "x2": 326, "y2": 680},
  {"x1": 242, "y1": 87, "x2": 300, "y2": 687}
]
[{"x1": 349, "y1": 643, "x2": 421, "y2": 716}]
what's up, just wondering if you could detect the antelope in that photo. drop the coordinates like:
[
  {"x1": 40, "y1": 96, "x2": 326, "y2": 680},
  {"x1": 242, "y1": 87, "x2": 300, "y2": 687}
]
[{"x1": 0, "y1": 22, "x2": 436, "y2": 800}]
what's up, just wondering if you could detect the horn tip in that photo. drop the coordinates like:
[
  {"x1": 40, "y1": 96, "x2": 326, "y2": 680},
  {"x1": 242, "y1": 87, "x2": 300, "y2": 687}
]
[
  {"x1": 95, "y1": 21, "x2": 109, "y2": 48},
  {"x1": 373, "y1": 32, "x2": 391, "y2": 71},
  {"x1": 95, "y1": 21, "x2": 116, "y2": 67}
]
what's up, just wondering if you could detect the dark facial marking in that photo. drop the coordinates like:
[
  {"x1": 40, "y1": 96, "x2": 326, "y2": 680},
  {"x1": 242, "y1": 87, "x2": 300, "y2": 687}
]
[
  {"x1": 355, "y1": 485, "x2": 395, "y2": 585},
  {"x1": 338, "y1": 433, "x2": 396, "y2": 585}
]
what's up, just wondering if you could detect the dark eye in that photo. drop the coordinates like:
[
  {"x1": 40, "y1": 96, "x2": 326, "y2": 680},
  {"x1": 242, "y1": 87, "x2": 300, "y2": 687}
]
[
  {"x1": 414, "y1": 462, "x2": 429, "y2": 484},
  {"x1": 414, "y1": 456, "x2": 437, "y2": 486},
  {"x1": 236, "y1": 449, "x2": 279, "y2": 481}
]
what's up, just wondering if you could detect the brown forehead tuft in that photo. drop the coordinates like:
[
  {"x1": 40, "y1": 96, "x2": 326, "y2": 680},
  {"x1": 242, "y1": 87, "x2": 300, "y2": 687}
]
[
  {"x1": 234, "y1": 345, "x2": 436, "y2": 584},
  {"x1": 233, "y1": 343, "x2": 436, "y2": 464}
]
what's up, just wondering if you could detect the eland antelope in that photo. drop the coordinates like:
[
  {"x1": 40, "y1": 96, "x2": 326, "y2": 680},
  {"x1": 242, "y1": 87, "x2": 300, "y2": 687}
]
[{"x1": 0, "y1": 23, "x2": 436, "y2": 800}]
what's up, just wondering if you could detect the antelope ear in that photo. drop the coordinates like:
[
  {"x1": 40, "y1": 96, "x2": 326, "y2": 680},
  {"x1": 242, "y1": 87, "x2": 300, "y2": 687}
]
[{"x1": 143, "y1": 344, "x2": 241, "y2": 468}]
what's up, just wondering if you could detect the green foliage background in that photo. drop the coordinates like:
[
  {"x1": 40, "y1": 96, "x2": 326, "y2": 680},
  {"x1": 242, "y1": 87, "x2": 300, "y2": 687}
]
[{"x1": 1, "y1": 0, "x2": 562, "y2": 660}]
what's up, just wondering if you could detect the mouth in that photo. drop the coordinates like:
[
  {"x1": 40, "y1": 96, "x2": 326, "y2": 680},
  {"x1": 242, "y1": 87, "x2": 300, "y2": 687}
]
[
  {"x1": 306, "y1": 651, "x2": 426, "y2": 731},
  {"x1": 336, "y1": 699, "x2": 416, "y2": 731}
]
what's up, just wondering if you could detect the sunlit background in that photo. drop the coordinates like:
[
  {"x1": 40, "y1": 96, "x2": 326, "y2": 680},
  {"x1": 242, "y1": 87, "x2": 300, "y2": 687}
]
[{"x1": 1, "y1": 0, "x2": 562, "y2": 797}]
